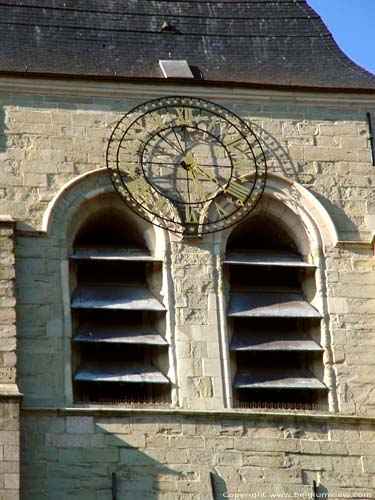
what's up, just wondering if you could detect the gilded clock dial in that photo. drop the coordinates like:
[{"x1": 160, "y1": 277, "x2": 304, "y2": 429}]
[
  {"x1": 106, "y1": 96, "x2": 267, "y2": 235},
  {"x1": 141, "y1": 125, "x2": 232, "y2": 205}
]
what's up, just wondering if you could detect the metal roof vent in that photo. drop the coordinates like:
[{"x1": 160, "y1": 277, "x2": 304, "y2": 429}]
[
  {"x1": 160, "y1": 21, "x2": 180, "y2": 34},
  {"x1": 159, "y1": 60, "x2": 194, "y2": 79}
]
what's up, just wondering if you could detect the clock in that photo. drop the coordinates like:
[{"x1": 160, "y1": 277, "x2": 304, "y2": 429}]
[{"x1": 106, "y1": 96, "x2": 267, "y2": 235}]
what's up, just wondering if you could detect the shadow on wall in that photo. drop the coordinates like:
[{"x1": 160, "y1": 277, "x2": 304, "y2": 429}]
[
  {"x1": 107, "y1": 439, "x2": 180, "y2": 500},
  {"x1": 0, "y1": 106, "x2": 7, "y2": 154},
  {"x1": 19, "y1": 415, "x2": 345, "y2": 500},
  {"x1": 106, "y1": 430, "x2": 223, "y2": 500},
  {"x1": 310, "y1": 190, "x2": 360, "y2": 239},
  {"x1": 249, "y1": 121, "x2": 298, "y2": 179},
  {"x1": 248, "y1": 120, "x2": 362, "y2": 240}
]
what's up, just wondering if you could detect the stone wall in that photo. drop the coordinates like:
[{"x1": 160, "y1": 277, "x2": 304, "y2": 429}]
[
  {"x1": 1, "y1": 87, "x2": 375, "y2": 498},
  {"x1": 21, "y1": 411, "x2": 375, "y2": 499},
  {"x1": 0, "y1": 218, "x2": 20, "y2": 499},
  {"x1": 0, "y1": 92, "x2": 372, "y2": 240}
]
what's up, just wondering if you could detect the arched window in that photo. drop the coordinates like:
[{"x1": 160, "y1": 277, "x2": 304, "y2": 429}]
[
  {"x1": 69, "y1": 202, "x2": 170, "y2": 405},
  {"x1": 224, "y1": 212, "x2": 328, "y2": 410}
]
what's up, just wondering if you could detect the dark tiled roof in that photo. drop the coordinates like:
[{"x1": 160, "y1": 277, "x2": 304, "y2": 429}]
[{"x1": 1, "y1": 0, "x2": 375, "y2": 91}]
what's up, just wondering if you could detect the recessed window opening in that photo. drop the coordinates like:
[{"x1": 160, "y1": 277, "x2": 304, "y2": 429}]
[
  {"x1": 74, "y1": 209, "x2": 146, "y2": 249},
  {"x1": 70, "y1": 208, "x2": 170, "y2": 406},
  {"x1": 224, "y1": 214, "x2": 328, "y2": 411}
]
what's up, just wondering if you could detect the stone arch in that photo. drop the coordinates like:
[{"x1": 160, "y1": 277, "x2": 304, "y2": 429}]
[
  {"x1": 216, "y1": 173, "x2": 338, "y2": 256},
  {"x1": 42, "y1": 168, "x2": 172, "y2": 404},
  {"x1": 42, "y1": 168, "x2": 167, "y2": 257}
]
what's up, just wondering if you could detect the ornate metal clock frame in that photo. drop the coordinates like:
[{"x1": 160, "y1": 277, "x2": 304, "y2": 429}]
[{"x1": 106, "y1": 96, "x2": 267, "y2": 235}]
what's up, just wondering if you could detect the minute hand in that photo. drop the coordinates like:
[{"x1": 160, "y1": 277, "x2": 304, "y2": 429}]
[{"x1": 190, "y1": 163, "x2": 220, "y2": 186}]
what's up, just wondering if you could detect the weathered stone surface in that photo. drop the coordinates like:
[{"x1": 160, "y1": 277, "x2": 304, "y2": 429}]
[
  {"x1": 20, "y1": 413, "x2": 375, "y2": 498},
  {"x1": 2, "y1": 87, "x2": 375, "y2": 499}
]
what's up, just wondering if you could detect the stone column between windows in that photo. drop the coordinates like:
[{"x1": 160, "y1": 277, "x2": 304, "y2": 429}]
[
  {"x1": 171, "y1": 239, "x2": 224, "y2": 410},
  {"x1": 0, "y1": 216, "x2": 22, "y2": 500}
]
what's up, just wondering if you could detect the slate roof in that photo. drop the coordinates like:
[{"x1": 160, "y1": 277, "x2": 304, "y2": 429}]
[{"x1": 1, "y1": 0, "x2": 375, "y2": 91}]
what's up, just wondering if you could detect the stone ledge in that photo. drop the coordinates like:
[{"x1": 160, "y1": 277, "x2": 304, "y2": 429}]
[
  {"x1": 0, "y1": 216, "x2": 16, "y2": 228},
  {"x1": 2, "y1": 76, "x2": 375, "y2": 106},
  {"x1": 21, "y1": 406, "x2": 375, "y2": 426},
  {"x1": 0, "y1": 385, "x2": 23, "y2": 399},
  {"x1": 335, "y1": 231, "x2": 375, "y2": 249}
]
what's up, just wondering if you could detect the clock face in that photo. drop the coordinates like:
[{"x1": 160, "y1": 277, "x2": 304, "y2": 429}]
[{"x1": 106, "y1": 96, "x2": 267, "y2": 235}]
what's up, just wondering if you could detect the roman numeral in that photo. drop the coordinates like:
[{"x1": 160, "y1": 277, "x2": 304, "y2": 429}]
[
  {"x1": 185, "y1": 205, "x2": 200, "y2": 223},
  {"x1": 224, "y1": 180, "x2": 249, "y2": 205},
  {"x1": 214, "y1": 202, "x2": 230, "y2": 218},
  {"x1": 176, "y1": 107, "x2": 194, "y2": 126}
]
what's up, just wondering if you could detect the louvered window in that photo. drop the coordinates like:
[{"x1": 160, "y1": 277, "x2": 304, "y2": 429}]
[
  {"x1": 69, "y1": 210, "x2": 170, "y2": 405},
  {"x1": 224, "y1": 216, "x2": 327, "y2": 410}
]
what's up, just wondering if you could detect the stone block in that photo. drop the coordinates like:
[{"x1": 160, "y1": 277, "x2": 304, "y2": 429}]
[
  {"x1": 215, "y1": 452, "x2": 242, "y2": 466},
  {"x1": 319, "y1": 123, "x2": 358, "y2": 136},
  {"x1": 331, "y1": 456, "x2": 363, "y2": 473},
  {"x1": 191, "y1": 377, "x2": 213, "y2": 398},
  {"x1": 262, "y1": 467, "x2": 301, "y2": 483},
  {"x1": 361, "y1": 456, "x2": 375, "y2": 473},
  {"x1": 319, "y1": 441, "x2": 348, "y2": 455},
  {"x1": 303, "y1": 146, "x2": 331, "y2": 161},
  {"x1": 169, "y1": 437, "x2": 204, "y2": 449},
  {"x1": 0, "y1": 491, "x2": 18, "y2": 500},
  {"x1": 46, "y1": 319, "x2": 63, "y2": 337},
  {"x1": 300, "y1": 440, "x2": 320, "y2": 454},
  {"x1": 59, "y1": 447, "x2": 119, "y2": 464},
  {"x1": 165, "y1": 450, "x2": 189, "y2": 465},
  {"x1": 10, "y1": 110, "x2": 51, "y2": 124},
  {"x1": 220, "y1": 424, "x2": 244, "y2": 436},
  {"x1": 202, "y1": 359, "x2": 221, "y2": 377},
  {"x1": 328, "y1": 297, "x2": 348, "y2": 314},
  {"x1": 0, "y1": 461, "x2": 18, "y2": 474},
  {"x1": 157, "y1": 422, "x2": 182, "y2": 436},
  {"x1": 119, "y1": 449, "x2": 154, "y2": 466},
  {"x1": 242, "y1": 453, "x2": 285, "y2": 468},
  {"x1": 4, "y1": 473, "x2": 18, "y2": 490},
  {"x1": 205, "y1": 436, "x2": 234, "y2": 451},
  {"x1": 0, "y1": 338, "x2": 16, "y2": 352},
  {"x1": 66, "y1": 416, "x2": 94, "y2": 434},
  {"x1": 288, "y1": 453, "x2": 333, "y2": 471},
  {"x1": 46, "y1": 433, "x2": 105, "y2": 448},
  {"x1": 0, "y1": 308, "x2": 16, "y2": 324},
  {"x1": 3, "y1": 446, "x2": 18, "y2": 462},
  {"x1": 21, "y1": 174, "x2": 48, "y2": 187},
  {"x1": 104, "y1": 433, "x2": 146, "y2": 448},
  {"x1": 233, "y1": 437, "x2": 266, "y2": 452},
  {"x1": 0, "y1": 432, "x2": 18, "y2": 446},
  {"x1": 146, "y1": 435, "x2": 170, "y2": 449},
  {"x1": 96, "y1": 421, "x2": 131, "y2": 434}
]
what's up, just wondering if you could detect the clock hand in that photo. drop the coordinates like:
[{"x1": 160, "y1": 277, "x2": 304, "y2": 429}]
[
  {"x1": 183, "y1": 126, "x2": 187, "y2": 156},
  {"x1": 171, "y1": 127, "x2": 185, "y2": 155},
  {"x1": 189, "y1": 162, "x2": 220, "y2": 187},
  {"x1": 156, "y1": 131, "x2": 182, "y2": 156},
  {"x1": 186, "y1": 168, "x2": 191, "y2": 204}
]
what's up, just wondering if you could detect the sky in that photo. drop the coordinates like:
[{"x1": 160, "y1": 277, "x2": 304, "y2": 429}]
[{"x1": 307, "y1": 0, "x2": 375, "y2": 75}]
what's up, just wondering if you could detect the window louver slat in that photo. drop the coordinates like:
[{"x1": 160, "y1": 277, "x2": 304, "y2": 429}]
[
  {"x1": 75, "y1": 362, "x2": 170, "y2": 384},
  {"x1": 72, "y1": 248, "x2": 160, "y2": 261},
  {"x1": 71, "y1": 284, "x2": 165, "y2": 311},
  {"x1": 230, "y1": 334, "x2": 323, "y2": 352},
  {"x1": 74, "y1": 322, "x2": 168, "y2": 345},
  {"x1": 235, "y1": 370, "x2": 327, "y2": 390},
  {"x1": 224, "y1": 250, "x2": 315, "y2": 268},
  {"x1": 228, "y1": 292, "x2": 321, "y2": 318}
]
